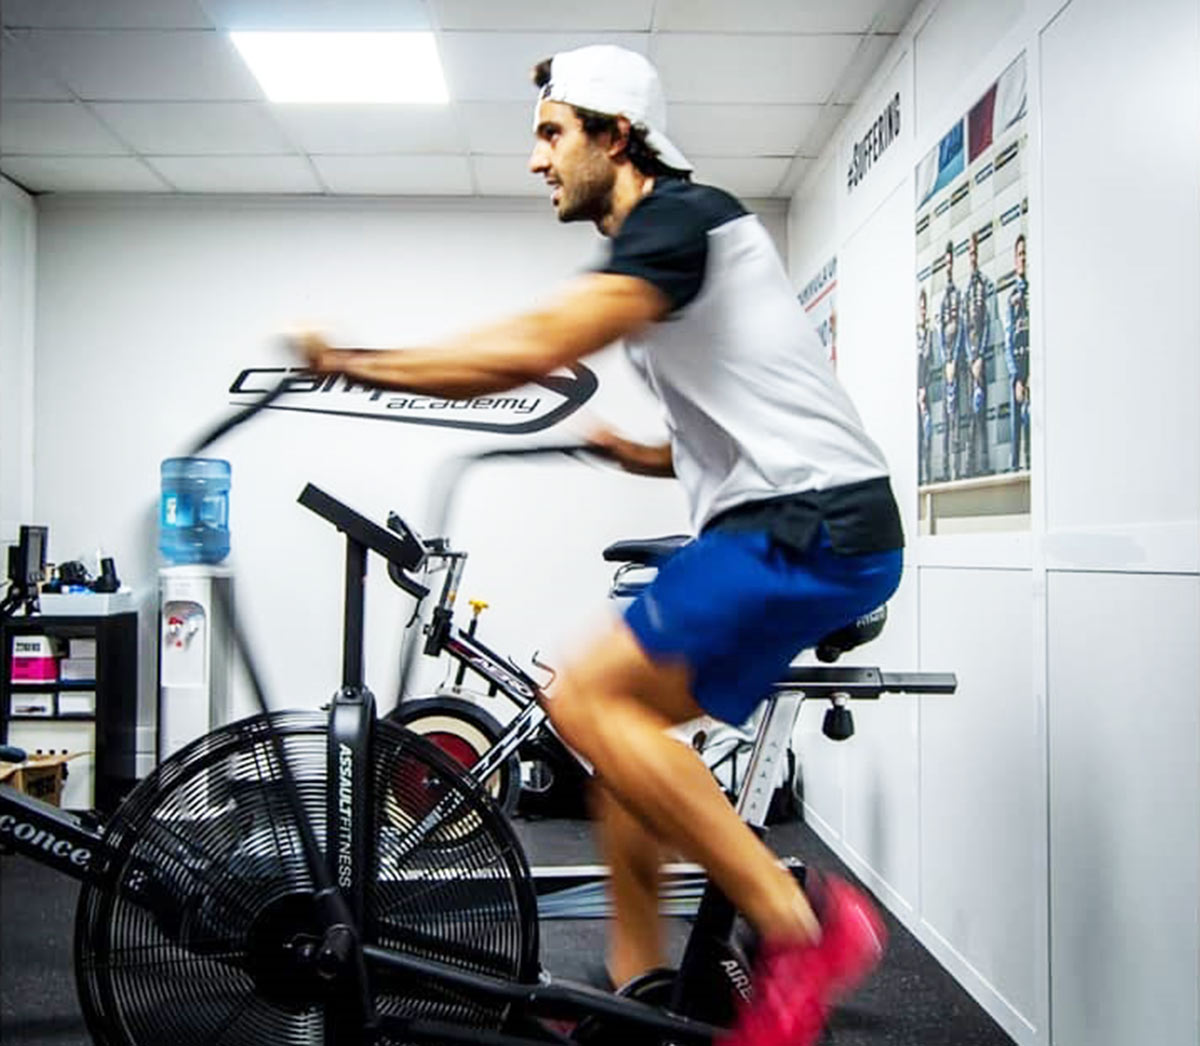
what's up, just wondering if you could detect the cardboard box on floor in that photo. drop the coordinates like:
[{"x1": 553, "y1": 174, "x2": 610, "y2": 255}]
[{"x1": 0, "y1": 752, "x2": 86, "y2": 807}]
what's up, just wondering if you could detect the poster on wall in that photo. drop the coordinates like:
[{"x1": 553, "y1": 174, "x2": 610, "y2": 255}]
[
  {"x1": 915, "y1": 52, "x2": 1029, "y2": 488},
  {"x1": 798, "y1": 257, "x2": 837, "y2": 367}
]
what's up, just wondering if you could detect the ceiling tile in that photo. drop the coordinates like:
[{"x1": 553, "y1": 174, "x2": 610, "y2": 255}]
[
  {"x1": 654, "y1": 0, "x2": 894, "y2": 34},
  {"x1": 198, "y1": 0, "x2": 430, "y2": 30},
  {"x1": 0, "y1": 155, "x2": 169, "y2": 192},
  {"x1": 26, "y1": 29, "x2": 265, "y2": 101},
  {"x1": 689, "y1": 156, "x2": 792, "y2": 197},
  {"x1": 146, "y1": 154, "x2": 321, "y2": 191},
  {"x1": 433, "y1": 0, "x2": 654, "y2": 31},
  {"x1": 459, "y1": 101, "x2": 537, "y2": 154},
  {"x1": 0, "y1": 101, "x2": 128, "y2": 155},
  {"x1": 799, "y1": 104, "x2": 852, "y2": 157},
  {"x1": 91, "y1": 102, "x2": 295, "y2": 154},
  {"x1": 1, "y1": 32, "x2": 73, "y2": 99},
  {"x1": 832, "y1": 35, "x2": 898, "y2": 104},
  {"x1": 651, "y1": 34, "x2": 862, "y2": 104},
  {"x1": 438, "y1": 31, "x2": 648, "y2": 101},
  {"x1": 312, "y1": 154, "x2": 473, "y2": 194},
  {"x1": 471, "y1": 154, "x2": 546, "y2": 196},
  {"x1": 668, "y1": 104, "x2": 823, "y2": 158},
  {"x1": 270, "y1": 104, "x2": 465, "y2": 153},
  {"x1": 1, "y1": 1, "x2": 213, "y2": 29}
]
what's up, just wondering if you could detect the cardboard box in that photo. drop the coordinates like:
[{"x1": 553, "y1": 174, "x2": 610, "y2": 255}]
[{"x1": 0, "y1": 752, "x2": 83, "y2": 807}]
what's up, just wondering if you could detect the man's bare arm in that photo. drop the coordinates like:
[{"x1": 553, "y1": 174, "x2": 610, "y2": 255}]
[
  {"x1": 298, "y1": 273, "x2": 669, "y2": 399},
  {"x1": 589, "y1": 428, "x2": 675, "y2": 478}
]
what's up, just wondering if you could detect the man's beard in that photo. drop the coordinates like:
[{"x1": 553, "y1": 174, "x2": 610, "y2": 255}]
[{"x1": 556, "y1": 159, "x2": 615, "y2": 224}]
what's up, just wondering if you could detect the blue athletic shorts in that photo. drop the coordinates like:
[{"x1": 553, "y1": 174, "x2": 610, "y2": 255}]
[{"x1": 624, "y1": 528, "x2": 903, "y2": 725}]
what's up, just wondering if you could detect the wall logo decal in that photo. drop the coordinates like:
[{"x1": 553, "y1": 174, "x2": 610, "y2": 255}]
[
  {"x1": 847, "y1": 91, "x2": 901, "y2": 194},
  {"x1": 228, "y1": 363, "x2": 598, "y2": 434}
]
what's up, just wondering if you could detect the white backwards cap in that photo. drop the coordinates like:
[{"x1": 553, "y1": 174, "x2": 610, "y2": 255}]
[{"x1": 535, "y1": 45, "x2": 693, "y2": 173}]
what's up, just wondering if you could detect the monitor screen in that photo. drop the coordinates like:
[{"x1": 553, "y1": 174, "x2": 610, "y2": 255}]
[{"x1": 17, "y1": 525, "x2": 48, "y2": 586}]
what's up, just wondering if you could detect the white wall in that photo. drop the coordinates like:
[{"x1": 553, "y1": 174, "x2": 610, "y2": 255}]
[
  {"x1": 0, "y1": 175, "x2": 36, "y2": 540},
  {"x1": 30, "y1": 194, "x2": 785, "y2": 734},
  {"x1": 1038, "y1": 3, "x2": 1200, "y2": 1046},
  {"x1": 788, "y1": 2, "x2": 1200, "y2": 1045}
]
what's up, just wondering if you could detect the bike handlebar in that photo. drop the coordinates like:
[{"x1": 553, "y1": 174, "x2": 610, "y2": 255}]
[
  {"x1": 187, "y1": 376, "x2": 291, "y2": 457},
  {"x1": 421, "y1": 442, "x2": 610, "y2": 540}
]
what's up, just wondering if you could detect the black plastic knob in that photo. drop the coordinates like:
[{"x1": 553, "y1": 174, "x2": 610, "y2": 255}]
[{"x1": 822, "y1": 704, "x2": 855, "y2": 741}]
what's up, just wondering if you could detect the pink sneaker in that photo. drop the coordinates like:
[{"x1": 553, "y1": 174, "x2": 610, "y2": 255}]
[
  {"x1": 719, "y1": 876, "x2": 887, "y2": 1046},
  {"x1": 812, "y1": 875, "x2": 888, "y2": 998}
]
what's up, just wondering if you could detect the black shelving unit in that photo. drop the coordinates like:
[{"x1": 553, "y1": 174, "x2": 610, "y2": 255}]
[{"x1": 1, "y1": 611, "x2": 138, "y2": 813}]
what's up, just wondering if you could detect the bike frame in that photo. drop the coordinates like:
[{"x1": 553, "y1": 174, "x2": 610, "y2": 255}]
[{"x1": 396, "y1": 528, "x2": 553, "y2": 762}]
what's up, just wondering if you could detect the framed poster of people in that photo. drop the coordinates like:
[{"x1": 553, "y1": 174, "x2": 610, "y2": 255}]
[{"x1": 915, "y1": 53, "x2": 1029, "y2": 492}]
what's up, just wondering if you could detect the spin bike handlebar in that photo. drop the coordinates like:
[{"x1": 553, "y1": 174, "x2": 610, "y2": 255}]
[
  {"x1": 388, "y1": 441, "x2": 606, "y2": 574},
  {"x1": 421, "y1": 441, "x2": 610, "y2": 539}
]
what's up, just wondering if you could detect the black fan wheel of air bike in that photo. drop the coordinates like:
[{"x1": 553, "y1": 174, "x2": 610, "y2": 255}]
[{"x1": 74, "y1": 712, "x2": 539, "y2": 1046}]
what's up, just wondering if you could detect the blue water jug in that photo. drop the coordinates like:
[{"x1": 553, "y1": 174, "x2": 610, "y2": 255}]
[{"x1": 159, "y1": 458, "x2": 231, "y2": 564}]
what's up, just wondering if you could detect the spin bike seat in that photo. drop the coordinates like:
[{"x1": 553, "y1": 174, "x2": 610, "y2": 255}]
[
  {"x1": 602, "y1": 535, "x2": 690, "y2": 567},
  {"x1": 813, "y1": 605, "x2": 887, "y2": 663}
]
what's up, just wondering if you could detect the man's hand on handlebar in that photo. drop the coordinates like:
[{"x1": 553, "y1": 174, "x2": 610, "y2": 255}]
[
  {"x1": 587, "y1": 427, "x2": 675, "y2": 478},
  {"x1": 291, "y1": 331, "x2": 353, "y2": 375}
]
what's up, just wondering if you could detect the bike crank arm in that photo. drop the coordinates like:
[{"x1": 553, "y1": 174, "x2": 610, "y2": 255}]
[{"x1": 364, "y1": 944, "x2": 721, "y2": 1044}]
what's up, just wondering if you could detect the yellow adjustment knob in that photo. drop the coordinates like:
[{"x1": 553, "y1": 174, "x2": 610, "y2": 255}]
[{"x1": 469, "y1": 599, "x2": 490, "y2": 615}]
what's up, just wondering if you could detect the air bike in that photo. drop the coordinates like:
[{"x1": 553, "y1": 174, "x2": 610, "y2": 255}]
[{"x1": 0, "y1": 384, "x2": 956, "y2": 1046}]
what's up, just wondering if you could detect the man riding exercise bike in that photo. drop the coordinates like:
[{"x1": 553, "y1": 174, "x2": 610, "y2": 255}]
[{"x1": 296, "y1": 45, "x2": 904, "y2": 1046}]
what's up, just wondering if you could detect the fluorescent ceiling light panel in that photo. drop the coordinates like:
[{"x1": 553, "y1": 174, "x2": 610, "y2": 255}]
[{"x1": 231, "y1": 32, "x2": 449, "y2": 103}]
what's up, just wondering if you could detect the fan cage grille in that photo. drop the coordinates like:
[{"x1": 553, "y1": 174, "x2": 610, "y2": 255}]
[{"x1": 76, "y1": 713, "x2": 538, "y2": 1046}]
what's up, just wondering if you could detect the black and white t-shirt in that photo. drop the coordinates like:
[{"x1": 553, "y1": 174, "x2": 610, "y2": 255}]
[{"x1": 598, "y1": 178, "x2": 902, "y2": 555}]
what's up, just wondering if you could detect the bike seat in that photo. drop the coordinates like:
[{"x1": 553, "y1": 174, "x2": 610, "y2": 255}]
[
  {"x1": 813, "y1": 605, "x2": 887, "y2": 664},
  {"x1": 602, "y1": 535, "x2": 690, "y2": 566}
]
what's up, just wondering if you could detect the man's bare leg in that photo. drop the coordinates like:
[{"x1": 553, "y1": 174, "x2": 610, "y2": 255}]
[
  {"x1": 592, "y1": 783, "x2": 666, "y2": 985},
  {"x1": 547, "y1": 621, "x2": 820, "y2": 948}
]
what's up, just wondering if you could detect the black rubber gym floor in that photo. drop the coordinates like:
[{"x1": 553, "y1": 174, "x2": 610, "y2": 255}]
[{"x1": 1, "y1": 815, "x2": 1015, "y2": 1046}]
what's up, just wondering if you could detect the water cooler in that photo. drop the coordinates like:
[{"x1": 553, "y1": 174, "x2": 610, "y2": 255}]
[
  {"x1": 158, "y1": 565, "x2": 234, "y2": 759},
  {"x1": 156, "y1": 457, "x2": 234, "y2": 761}
]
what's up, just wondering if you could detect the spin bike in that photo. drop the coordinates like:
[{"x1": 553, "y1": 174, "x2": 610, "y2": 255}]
[{"x1": 0, "y1": 392, "x2": 956, "y2": 1046}]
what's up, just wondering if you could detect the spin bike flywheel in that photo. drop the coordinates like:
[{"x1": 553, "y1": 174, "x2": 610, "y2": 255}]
[{"x1": 75, "y1": 712, "x2": 539, "y2": 1046}]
